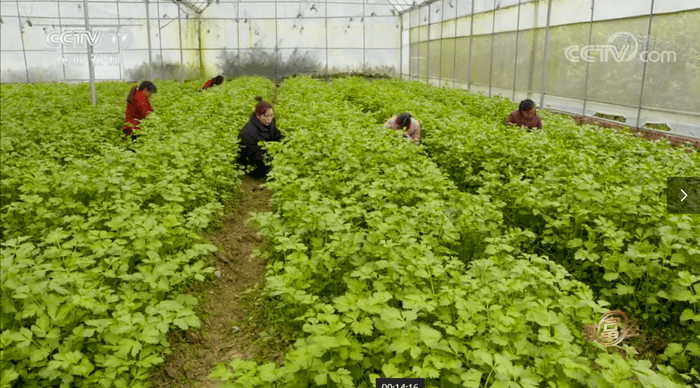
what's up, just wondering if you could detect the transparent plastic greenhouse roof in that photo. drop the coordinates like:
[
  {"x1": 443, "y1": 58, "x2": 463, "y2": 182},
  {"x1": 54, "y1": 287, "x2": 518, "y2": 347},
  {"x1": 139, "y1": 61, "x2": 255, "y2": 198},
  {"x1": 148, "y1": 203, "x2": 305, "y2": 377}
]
[{"x1": 175, "y1": 0, "x2": 432, "y2": 16}]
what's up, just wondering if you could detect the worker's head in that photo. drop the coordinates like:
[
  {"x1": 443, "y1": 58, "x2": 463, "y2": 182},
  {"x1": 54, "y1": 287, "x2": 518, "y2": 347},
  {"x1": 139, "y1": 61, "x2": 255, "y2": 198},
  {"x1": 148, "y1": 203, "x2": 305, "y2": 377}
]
[
  {"x1": 254, "y1": 96, "x2": 274, "y2": 126},
  {"x1": 519, "y1": 99, "x2": 536, "y2": 117},
  {"x1": 397, "y1": 113, "x2": 412, "y2": 129},
  {"x1": 127, "y1": 81, "x2": 157, "y2": 102},
  {"x1": 139, "y1": 81, "x2": 157, "y2": 98},
  {"x1": 213, "y1": 75, "x2": 224, "y2": 85}
]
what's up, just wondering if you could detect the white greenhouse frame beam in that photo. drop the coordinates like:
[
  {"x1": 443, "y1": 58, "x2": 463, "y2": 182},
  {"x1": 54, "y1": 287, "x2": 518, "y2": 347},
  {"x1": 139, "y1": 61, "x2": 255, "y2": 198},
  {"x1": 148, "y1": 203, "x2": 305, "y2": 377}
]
[
  {"x1": 393, "y1": 0, "x2": 439, "y2": 16},
  {"x1": 172, "y1": 0, "x2": 214, "y2": 14}
]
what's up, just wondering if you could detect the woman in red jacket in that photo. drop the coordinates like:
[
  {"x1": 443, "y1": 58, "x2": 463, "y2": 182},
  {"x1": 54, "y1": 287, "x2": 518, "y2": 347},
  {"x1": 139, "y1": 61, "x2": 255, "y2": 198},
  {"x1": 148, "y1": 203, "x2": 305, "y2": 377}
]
[
  {"x1": 124, "y1": 81, "x2": 157, "y2": 140},
  {"x1": 200, "y1": 75, "x2": 224, "y2": 92},
  {"x1": 507, "y1": 99, "x2": 543, "y2": 131}
]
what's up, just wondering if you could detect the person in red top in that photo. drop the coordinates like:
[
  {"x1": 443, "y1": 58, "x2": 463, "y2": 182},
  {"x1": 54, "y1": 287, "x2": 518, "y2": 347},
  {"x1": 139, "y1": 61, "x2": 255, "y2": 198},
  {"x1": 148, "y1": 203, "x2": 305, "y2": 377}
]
[
  {"x1": 124, "y1": 81, "x2": 157, "y2": 140},
  {"x1": 507, "y1": 99, "x2": 543, "y2": 131},
  {"x1": 200, "y1": 75, "x2": 224, "y2": 92},
  {"x1": 383, "y1": 112, "x2": 421, "y2": 145}
]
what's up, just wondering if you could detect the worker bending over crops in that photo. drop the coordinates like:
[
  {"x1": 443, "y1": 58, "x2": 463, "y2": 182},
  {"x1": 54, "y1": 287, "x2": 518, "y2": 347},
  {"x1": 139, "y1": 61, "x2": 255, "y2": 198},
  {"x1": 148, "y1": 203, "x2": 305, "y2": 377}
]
[
  {"x1": 200, "y1": 75, "x2": 224, "y2": 92},
  {"x1": 124, "y1": 81, "x2": 157, "y2": 141},
  {"x1": 237, "y1": 96, "x2": 285, "y2": 179},
  {"x1": 507, "y1": 99, "x2": 543, "y2": 131},
  {"x1": 383, "y1": 112, "x2": 421, "y2": 145}
]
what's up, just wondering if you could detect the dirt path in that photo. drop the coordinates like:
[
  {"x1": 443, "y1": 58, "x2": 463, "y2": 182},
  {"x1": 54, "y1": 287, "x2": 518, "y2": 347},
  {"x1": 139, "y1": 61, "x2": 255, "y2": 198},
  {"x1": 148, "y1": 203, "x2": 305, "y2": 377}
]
[{"x1": 149, "y1": 175, "x2": 292, "y2": 388}]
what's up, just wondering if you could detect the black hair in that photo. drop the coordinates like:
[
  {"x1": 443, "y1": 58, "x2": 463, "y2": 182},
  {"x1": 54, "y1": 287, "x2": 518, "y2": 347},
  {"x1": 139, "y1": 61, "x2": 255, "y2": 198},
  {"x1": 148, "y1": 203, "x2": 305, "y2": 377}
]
[
  {"x1": 127, "y1": 81, "x2": 157, "y2": 103},
  {"x1": 397, "y1": 113, "x2": 412, "y2": 129},
  {"x1": 519, "y1": 99, "x2": 536, "y2": 114},
  {"x1": 213, "y1": 75, "x2": 224, "y2": 85}
]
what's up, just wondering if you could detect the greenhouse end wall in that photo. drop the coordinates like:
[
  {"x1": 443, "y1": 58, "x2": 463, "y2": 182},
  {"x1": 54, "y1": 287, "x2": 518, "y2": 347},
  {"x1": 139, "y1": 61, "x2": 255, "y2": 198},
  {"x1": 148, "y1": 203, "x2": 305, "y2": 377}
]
[
  {"x1": 2, "y1": 0, "x2": 698, "y2": 139},
  {"x1": 404, "y1": 0, "x2": 700, "y2": 139},
  {"x1": 0, "y1": 0, "x2": 402, "y2": 84}
]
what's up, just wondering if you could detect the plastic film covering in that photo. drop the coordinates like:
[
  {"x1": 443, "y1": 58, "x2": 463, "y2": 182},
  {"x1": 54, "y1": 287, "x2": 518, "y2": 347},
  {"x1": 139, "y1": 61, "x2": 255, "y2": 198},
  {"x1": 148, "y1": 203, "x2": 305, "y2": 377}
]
[
  {"x1": 0, "y1": 0, "x2": 402, "y2": 84},
  {"x1": 404, "y1": 0, "x2": 700, "y2": 138}
]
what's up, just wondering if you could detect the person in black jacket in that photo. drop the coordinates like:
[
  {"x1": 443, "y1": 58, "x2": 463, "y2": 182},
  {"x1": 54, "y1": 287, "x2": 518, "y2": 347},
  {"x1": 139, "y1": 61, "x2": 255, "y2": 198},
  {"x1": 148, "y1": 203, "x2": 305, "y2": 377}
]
[{"x1": 237, "y1": 95, "x2": 284, "y2": 179}]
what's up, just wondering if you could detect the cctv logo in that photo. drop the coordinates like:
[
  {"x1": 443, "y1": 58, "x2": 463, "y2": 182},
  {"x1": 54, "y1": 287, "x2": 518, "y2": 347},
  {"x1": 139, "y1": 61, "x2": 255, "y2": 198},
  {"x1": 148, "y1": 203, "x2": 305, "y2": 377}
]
[{"x1": 46, "y1": 30, "x2": 102, "y2": 48}]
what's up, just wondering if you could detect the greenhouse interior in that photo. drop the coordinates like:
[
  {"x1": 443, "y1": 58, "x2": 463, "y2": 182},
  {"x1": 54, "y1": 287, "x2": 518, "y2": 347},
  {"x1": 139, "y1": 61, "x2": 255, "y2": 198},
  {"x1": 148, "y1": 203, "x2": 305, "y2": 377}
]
[{"x1": 1, "y1": 0, "x2": 700, "y2": 387}]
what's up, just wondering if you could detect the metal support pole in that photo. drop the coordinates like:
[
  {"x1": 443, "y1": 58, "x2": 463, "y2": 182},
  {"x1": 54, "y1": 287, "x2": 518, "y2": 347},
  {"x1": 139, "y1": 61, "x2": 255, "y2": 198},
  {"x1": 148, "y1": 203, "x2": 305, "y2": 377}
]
[
  {"x1": 326, "y1": 0, "x2": 329, "y2": 75},
  {"x1": 145, "y1": 0, "x2": 154, "y2": 80},
  {"x1": 399, "y1": 14, "x2": 403, "y2": 79},
  {"x1": 539, "y1": 0, "x2": 553, "y2": 108},
  {"x1": 157, "y1": 0, "x2": 164, "y2": 75},
  {"x1": 57, "y1": 2, "x2": 67, "y2": 80},
  {"x1": 275, "y1": 0, "x2": 279, "y2": 82},
  {"x1": 426, "y1": 5, "x2": 430, "y2": 84},
  {"x1": 412, "y1": 12, "x2": 416, "y2": 81},
  {"x1": 437, "y1": 2, "x2": 444, "y2": 86},
  {"x1": 83, "y1": 0, "x2": 96, "y2": 105},
  {"x1": 526, "y1": 1, "x2": 539, "y2": 98},
  {"x1": 15, "y1": 0, "x2": 30, "y2": 83},
  {"x1": 635, "y1": 0, "x2": 655, "y2": 129},
  {"x1": 488, "y1": 0, "x2": 496, "y2": 97},
  {"x1": 116, "y1": 1, "x2": 124, "y2": 80},
  {"x1": 416, "y1": 11, "x2": 420, "y2": 82},
  {"x1": 237, "y1": 1, "x2": 241, "y2": 72},
  {"x1": 409, "y1": 11, "x2": 413, "y2": 81},
  {"x1": 467, "y1": 0, "x2": 475, "y2": 89},
  {"x1": 363, "y1": 0, "x2": 366, "y2": 73},
  {"x1": 197, "y1": 14, "x2": 204, "y2": 78},
  {"x1": 452, "y1": 0, "x2": 458, "y2": 88},
  {"x1": 581, "y1": 0, "x2": 595, "y2": 118},
  {"x1": 177, "y1": 4, "x2": 184, "y2": 81},
  {"x1": 511, "y1": 0, "x2": 521, "y2": 101}
]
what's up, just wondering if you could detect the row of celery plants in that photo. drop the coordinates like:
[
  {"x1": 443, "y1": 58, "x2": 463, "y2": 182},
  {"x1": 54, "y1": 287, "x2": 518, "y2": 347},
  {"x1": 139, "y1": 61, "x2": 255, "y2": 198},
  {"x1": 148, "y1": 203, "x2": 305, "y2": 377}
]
[
  {"x1": 331, "y1": 76, "x2": 700, "y2": 378},
  {"x1": 0, "y1": 77, "x2": 274, "y2": 388},
  {"x1": 211, "y1": 76, "x2": 686, "y2": 388}
]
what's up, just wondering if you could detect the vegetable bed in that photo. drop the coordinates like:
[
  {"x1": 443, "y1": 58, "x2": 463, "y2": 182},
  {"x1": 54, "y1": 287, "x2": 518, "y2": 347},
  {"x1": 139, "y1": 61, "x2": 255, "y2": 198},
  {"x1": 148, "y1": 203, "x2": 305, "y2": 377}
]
[
  {"x1": 332, "y1": 77, "x2": 700, "y2": 381},
  {"x1": 211, "y1": 77, "x2": 689, "y2": 388},
  {"x1": 0, "y1": 77, "x2": 274, "y2": 388}
]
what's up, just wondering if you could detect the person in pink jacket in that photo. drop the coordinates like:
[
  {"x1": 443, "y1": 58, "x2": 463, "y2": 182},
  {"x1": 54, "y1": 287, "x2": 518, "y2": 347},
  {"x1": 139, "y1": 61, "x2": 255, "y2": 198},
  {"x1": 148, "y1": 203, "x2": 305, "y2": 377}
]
[{"x1": 383, "y1": 112, "x2": 421, "y2": 145}]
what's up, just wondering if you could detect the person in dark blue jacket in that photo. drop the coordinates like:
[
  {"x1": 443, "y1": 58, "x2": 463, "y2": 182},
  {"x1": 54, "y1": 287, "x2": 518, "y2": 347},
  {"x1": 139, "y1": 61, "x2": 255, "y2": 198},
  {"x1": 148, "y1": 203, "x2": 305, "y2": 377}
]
[{"x1": 237, "y1": 96, "x2": 284, "y2": 178}]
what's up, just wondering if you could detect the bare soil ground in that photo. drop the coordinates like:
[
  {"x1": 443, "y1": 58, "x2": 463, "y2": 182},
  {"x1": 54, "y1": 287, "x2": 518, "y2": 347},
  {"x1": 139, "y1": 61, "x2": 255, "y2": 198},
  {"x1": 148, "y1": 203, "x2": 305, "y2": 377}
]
[{"x1": 149, "y1": 175, "x2": 294, "y2": 388}]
